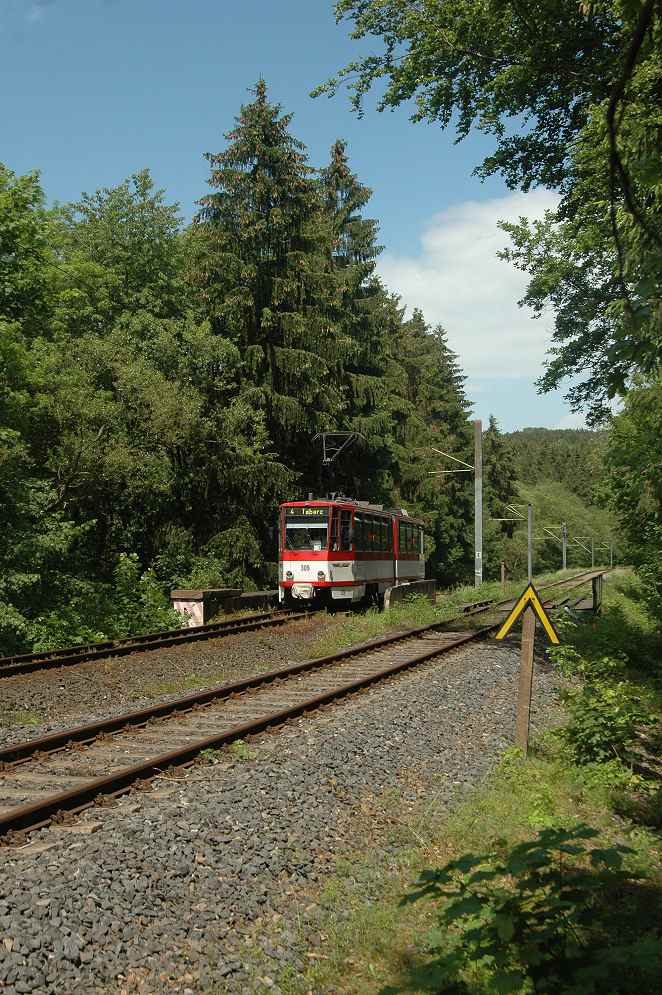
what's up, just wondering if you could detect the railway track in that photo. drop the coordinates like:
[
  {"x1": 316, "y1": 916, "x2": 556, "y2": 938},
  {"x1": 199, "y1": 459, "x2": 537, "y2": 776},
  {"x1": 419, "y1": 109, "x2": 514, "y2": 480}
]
[
  {"x1": 0, "y1": 568, "x2": 601, "y2": 681},
  {"x1": 0, "y1": 608, "x2": 310, "y2": 679},
  {"x1": 0, "y1": 568, "x2": 607, "y2": 843}
]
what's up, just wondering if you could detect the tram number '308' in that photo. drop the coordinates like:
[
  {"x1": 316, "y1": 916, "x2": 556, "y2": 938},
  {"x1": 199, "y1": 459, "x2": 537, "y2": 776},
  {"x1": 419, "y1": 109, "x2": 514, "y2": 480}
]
[{"x1": 301, "y1": 564, "x2": 310, "y2": 571}]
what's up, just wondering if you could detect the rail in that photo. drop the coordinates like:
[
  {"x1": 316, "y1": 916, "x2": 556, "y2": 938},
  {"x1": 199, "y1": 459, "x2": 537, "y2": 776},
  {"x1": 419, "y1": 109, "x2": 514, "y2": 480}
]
[
  {"x1": 0, "y1": 609, "x2": 311, "y2": 679},
  {"x1": 0, "y1": 569, "x2": 608, "y2": 841}
]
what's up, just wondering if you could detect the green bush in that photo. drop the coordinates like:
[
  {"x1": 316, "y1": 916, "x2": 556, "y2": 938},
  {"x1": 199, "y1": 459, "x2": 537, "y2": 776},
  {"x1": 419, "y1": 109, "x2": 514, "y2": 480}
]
[
  {"x1": 24, "y1": 552, "x2": 182, "y2": 650},
  {"x1": 106, "y1": 553, "x2": 182, "y2": 638},
  {"x1": 558, "y1": 681, "x2": 647, "y2": 764},
  {"x1": 636, "y1": 526, "x2": 662, "y2": 626},
  {"x1": 548, "y1": 642, "x2": 628, "y2": 682},
  {"x1": 399, "y1": 825, "x2": 660, "y2": 995},
  {"x1": 176, "y1": 516, "x2": 262, "y2": 591}
]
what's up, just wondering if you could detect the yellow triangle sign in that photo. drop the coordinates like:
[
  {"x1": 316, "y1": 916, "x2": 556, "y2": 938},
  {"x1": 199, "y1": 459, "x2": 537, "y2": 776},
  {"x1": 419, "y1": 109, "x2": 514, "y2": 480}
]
[{"x1": 494, "y1": 583, "x2": 560, "y2": 644}]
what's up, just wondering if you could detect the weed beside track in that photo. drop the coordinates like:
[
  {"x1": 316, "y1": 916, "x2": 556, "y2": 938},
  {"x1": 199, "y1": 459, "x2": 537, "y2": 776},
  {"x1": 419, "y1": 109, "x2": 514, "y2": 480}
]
[{"x1": 278, "y1": 570, "x2": 662, "y2": 995}]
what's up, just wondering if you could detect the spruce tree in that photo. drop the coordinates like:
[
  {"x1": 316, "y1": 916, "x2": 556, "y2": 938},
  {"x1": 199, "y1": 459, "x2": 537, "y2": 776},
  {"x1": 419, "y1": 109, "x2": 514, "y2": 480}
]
[
  {"x1": 482, "y1": 415, "x2": 519, "y2": 580},
  {"x1": 483, "y1": 414, "x2": 518, "y2": 525},
  {"x1": 318, "y1": 139, "x2": 393, "y2": 497},
  {"x1": 386, "y1": 308, "x2": 474, "y2": 584},
  {"x1": 191, "y1": 81, "x2": 350, "y2": 475}
]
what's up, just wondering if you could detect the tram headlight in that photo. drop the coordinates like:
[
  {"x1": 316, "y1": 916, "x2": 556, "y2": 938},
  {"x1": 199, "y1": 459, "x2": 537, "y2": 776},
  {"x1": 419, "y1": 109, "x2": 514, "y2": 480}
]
[
  {"x1": 317, "y1": 571, "x2": 326, "y2": 581},
  {"x1": 285, "y1": 570, "x2": 294, "y2": 580}
]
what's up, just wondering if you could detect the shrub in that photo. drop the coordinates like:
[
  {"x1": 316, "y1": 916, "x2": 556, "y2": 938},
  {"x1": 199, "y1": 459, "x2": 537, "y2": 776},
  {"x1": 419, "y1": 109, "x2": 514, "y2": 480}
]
[
  {"x1": 548, "y1": 641, "x2": 628, "y2": 682},
  {"x1": 107, "y1": 553, "x2": 182, "y2": 638},
  {"x1": 636, "y1": 525, "x2": 662, "y2": 625},
  {"x1": 558, "y1": 681, "x2": 647, "y2": 764},
  {"x1": 401, "y1": 825, "x2": 660, "y2": 994}
]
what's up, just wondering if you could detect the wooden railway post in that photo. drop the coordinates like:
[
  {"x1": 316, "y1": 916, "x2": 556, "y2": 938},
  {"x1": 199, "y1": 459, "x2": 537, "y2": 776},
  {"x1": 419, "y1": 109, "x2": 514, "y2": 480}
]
[
  {"x1": 495, "y1": 582, "x2": 560, "y2": 757},
  {"x1": 515, "y1": 608, "x2": 536, "y2": 753},
  {"x1": 500, "y1": 561, "x2": 506, "y2": 589},
  {"x1": 592, "y1": 574, "x2": 603, "y2": 614}
]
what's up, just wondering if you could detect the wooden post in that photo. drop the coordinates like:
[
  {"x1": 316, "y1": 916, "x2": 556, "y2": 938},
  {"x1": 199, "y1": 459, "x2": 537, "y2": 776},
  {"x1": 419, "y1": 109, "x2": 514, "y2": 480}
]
[
  {"x1": 500, "y1": 561, "x2": 506, "y2": 589},
  {"x1": 592, "y1": 574, "x2": 603, "y2": 614},
  {"x1": 515, "y1": 608, "x2": 536, "y2": 755}
]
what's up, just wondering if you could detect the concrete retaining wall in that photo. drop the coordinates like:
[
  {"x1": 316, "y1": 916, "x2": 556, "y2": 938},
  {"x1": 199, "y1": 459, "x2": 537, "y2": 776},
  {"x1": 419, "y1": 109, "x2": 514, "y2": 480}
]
[
  {"x1": 170, "y1": 588, "x2": 241, "y2": 627},
  {"x1": 223, "y1": 590, "x2": 278, "y2": 613},
  {"x1": 170, "y1": 588, "x2": 279, "y2": 626},
  {"x1": 383, "y1": 579, "x2": 436, "y2": 611}
]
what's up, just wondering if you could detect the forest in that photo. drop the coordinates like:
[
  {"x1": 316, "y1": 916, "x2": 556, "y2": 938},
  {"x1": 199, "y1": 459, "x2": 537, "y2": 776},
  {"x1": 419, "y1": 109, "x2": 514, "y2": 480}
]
[
  {"x1": 0, "y1": 81, "x2": 494, "y2": 654},
  {"x1": 1, "y1": 45, "x2": 659, "y2": 654}
]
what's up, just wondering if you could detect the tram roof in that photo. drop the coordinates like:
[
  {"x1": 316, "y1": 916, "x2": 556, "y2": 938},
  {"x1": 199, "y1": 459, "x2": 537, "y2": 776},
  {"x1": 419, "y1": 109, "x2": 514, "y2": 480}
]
[{"x1": 280, "y1": 498, "x2": 423, "y2": 523}]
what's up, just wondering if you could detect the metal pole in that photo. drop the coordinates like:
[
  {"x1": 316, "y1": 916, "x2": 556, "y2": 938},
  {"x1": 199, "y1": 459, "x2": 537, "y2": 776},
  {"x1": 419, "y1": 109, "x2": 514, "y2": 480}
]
[
  {"x1": 591, "y1": 536, "x2": 594, "y2": 568},
  {"x1": 562, "y1": 522, "x2": 567, "y2": 571},
  {"x1": 527, "y1": 503, "x2": 533, "y2": 583},
  {"x1": 474, "y1": 419, "x2": 483, "y2": 587},
  {"x1": 500, "y1": 560, "x2": 506, "y2": 590},
  {"x1": 610, "y1": 544, "x2": 613, "y2": 567}
]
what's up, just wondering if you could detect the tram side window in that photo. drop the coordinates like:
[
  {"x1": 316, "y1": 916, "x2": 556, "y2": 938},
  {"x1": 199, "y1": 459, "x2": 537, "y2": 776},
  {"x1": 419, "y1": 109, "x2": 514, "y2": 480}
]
[
  {"x1": 354, "y1": 515, "x2": 364, "y2": 550},
  {"x1": 330, "y1": 510, "x2": 340, "y2": 551},
  {"x1": 399, "y1": 521, "x2": 418, "y2": 553},
  {"x1": 340, "y1": 511, "x2": 352, "y2": 550},
  {"x1": 368, "y1": 517, "x2": 390, "y2": 552},
  {"x1": 352, "y1": 514, "x2": 393, "y2": 551},
  {"x1": 369, "y1": 517, "x2": 379, "y2": 551}
]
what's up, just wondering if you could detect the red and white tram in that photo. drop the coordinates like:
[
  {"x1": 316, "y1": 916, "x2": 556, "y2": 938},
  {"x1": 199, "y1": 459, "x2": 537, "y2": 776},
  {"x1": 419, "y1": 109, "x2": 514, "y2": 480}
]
[{"x1": 278, "y1": 498, "x2": 425, "y2": 607}]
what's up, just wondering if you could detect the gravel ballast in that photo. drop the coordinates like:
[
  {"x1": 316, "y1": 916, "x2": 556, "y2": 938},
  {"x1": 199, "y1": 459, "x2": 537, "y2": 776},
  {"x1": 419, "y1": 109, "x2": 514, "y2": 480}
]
[
  {"x1": 0, "y1": 636, "x2": 560, "y2": 994},
  {"x1": 0, "y1": 615, "x2": 332, "y2": 747}
]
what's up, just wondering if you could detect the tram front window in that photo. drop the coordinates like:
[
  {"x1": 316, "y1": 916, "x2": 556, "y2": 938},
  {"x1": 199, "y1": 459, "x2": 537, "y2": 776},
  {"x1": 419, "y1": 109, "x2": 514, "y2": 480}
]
[{"x1": 284, "y1": 508, "x2": 329, "y2": 551}]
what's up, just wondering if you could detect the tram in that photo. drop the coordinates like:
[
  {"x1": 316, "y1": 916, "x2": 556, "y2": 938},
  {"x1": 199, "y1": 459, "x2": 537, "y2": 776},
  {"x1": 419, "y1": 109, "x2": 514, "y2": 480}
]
[{"x1": 278, "y1": 498, "x2": 425, "y2": 607}]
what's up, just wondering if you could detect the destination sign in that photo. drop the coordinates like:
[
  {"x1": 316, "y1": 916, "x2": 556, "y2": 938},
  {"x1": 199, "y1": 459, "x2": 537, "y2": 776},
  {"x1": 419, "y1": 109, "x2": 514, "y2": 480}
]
[{"x1": 285, "y1": 506, "x2": 327, "y2": 518}]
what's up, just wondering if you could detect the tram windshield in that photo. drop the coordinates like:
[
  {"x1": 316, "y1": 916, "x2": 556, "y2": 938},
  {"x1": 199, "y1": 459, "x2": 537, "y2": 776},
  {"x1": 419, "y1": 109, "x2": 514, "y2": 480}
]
[{"x1": 283, "y1": 507, "x2": 329, "y2": 551}]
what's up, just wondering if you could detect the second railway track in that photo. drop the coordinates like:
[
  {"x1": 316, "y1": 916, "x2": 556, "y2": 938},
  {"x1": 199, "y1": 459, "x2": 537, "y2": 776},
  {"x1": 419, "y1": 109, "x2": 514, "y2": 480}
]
[
  {"x1": 0, "y1": 569, "x2": 607, "y2": 842},
  {"x1": 0, "y1": 608, "x2": 311, "y2": 679},
  {"x1": 0, "y1": 567, "x2": 602, "y2": 680}
]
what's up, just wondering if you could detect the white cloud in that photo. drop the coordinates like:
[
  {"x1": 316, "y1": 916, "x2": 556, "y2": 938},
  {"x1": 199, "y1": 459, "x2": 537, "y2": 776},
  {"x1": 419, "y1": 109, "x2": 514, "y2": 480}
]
[
  {"x1": 377, "y1": 189, "x2": 560, "y2": 378},
  {"x1": 26, "y1": 0, "x2": 54, "y2": 24},
  {"x1": 556, "y1": 411, "x2": 587, "y2": 430}
]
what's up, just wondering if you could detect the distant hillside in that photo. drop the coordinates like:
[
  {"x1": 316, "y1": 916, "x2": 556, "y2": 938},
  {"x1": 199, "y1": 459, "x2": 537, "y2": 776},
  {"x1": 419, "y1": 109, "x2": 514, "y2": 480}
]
[{"x1": 505, "y1": 427, "x2": 608, "y2": 505}]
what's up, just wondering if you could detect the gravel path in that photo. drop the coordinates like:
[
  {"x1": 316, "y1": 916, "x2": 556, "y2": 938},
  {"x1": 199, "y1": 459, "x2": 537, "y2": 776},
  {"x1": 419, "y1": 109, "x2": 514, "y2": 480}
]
[
  {"x1": 0, "y1": 615, "x2": 332, "y2": 747},
  {"x1": 0, "y1": 636, "x2": 560, "y2": 995}
]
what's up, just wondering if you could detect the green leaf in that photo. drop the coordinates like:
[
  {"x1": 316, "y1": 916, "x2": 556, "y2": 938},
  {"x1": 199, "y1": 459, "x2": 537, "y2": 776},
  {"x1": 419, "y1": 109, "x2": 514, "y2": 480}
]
[{"x1": 494, "y1": 914, "x2": 516, "y2": 942}]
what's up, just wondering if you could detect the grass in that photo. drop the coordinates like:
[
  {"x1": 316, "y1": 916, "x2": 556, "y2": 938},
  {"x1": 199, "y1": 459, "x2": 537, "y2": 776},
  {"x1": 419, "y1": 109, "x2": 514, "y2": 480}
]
[
  {"x1": 199, "y1": 747, "x2": 222, "y2": 763},
  {"x1": 306, "y1": 568, "x2": 594, "y2": 661},
  {"x1": 275, "y1": 751, "x2": 661, "y2": 994},
  {"x1": 227, "y1": 738, "x2": 256, "y2": 761},
  {"x1": 138, "y1": 673, "x2": 214, "y2": 698},
  {"x1": 0, "y1": 708, "x2": 43, "y2": 728},
  {"x1": 267, "y1": 569, "x2": 662, "y2": 995},
  {"x1": 136, "y1": 661, "x2": 276, "y2": 700}
]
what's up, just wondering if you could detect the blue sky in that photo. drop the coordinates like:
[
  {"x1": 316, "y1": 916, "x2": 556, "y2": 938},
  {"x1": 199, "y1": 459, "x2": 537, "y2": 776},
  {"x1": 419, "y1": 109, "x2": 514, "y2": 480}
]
[{"x1": 1, "y1": 0, "x2": 583, "y2": 431}]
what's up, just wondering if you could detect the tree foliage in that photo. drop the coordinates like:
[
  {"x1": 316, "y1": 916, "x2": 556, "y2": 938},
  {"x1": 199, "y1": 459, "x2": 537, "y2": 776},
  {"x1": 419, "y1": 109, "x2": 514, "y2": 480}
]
[
  {"x1": 1, "y1": 76, "x2": 615, "y2": 653},
  {"x1": 605, "y1": 377, "x2": 662, "y2": 618},
  {"x1": 318, "y1": 1, "x2": 662, "y2": 422},
  {"x1": 1, "y1": 82, "x2": 508, "y2": 651},
  {"x1": 506, "y1": 428, "x2": 609, "y2": 506}
]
